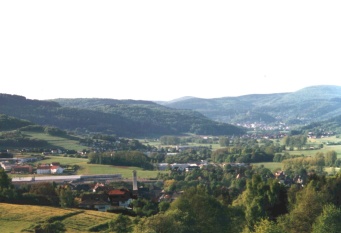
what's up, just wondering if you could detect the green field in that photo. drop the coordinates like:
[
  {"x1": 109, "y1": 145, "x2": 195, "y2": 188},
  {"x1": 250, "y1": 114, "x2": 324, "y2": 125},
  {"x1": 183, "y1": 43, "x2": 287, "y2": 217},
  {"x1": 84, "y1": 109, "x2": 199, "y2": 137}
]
[
  {"x1": 0, "y1": 203, "x2": 117, "y2": 233},
  {"x1": 252, "y1": 162, "x2": 283, "y2": 172},
  {"x1": 7, "y1": 155, "x2": 165, "y2": 179},
  {"x1": 23, "y1": 131, "x2": 89, "y2": 151}
]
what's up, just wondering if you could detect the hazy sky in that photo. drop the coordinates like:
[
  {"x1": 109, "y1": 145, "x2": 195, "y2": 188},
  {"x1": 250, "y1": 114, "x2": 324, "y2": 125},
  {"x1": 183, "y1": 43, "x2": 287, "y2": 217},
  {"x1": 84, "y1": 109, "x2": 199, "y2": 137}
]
[{"x1": 1, "y1": 1, "x2": 341, "y2": 101}]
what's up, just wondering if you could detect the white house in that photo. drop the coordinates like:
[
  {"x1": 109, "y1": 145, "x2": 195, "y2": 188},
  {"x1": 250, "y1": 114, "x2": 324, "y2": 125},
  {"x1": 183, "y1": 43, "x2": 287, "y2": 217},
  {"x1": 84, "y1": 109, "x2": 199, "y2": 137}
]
[
  {"x1": 51, "y1": 166, "x2": 64, "y2": 174},
  {"x1": 36, "y1": 165, "x2": 51, "y2": 174},
  {"x1": 36, "y1": 165, "x2": 64, "y2": 174}
]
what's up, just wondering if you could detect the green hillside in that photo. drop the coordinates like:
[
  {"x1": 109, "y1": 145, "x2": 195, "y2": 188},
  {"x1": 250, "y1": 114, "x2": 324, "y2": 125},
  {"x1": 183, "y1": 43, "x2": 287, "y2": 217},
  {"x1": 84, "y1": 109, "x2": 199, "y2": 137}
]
[
  {"x1": 0, "y1": 94, "x2": 245, "y2": 137},
  {"x1": 162, "y1": 85, "x2": 341, "y2": 125},
  {"x1": 0, "y1": 203, "x2": 118, "y2": 233}
]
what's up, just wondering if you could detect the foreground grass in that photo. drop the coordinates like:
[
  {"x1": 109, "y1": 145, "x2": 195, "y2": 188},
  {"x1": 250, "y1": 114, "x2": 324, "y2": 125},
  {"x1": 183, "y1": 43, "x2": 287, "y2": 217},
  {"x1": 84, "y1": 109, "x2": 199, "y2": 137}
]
[{"x1": 0, "y1": 203, "x2": 116, "y2": 233}]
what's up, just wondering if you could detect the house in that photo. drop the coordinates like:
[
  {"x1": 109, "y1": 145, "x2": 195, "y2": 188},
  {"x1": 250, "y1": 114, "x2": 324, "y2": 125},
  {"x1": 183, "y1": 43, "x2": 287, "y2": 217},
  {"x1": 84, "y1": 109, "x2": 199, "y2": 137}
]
[
  {"x1": 171, "y1": 163, "x2": 190, "y2": 171},
  {"x1": 36, "y1": 165, "x2": 52, "y2": 174},
  {"x1": 79, "y1": 194, "x2": 111, "y2": 212},
  {"x1": 158, "y1": 190, "x2": 183, "y2": 202},
  {"x1": 108, "y1": 189, "x2": 133, "y2": 208},
  {"x1": 0, "y1": 161, "x2": 13, "y2": 172},
  {"x1": 157, "y1": 163, "x2": 169, "y2": 171},
  {"x1": 185, "y1": 165, "x2": 199, "y2": 172},
  {"x1": 11, "y1": 165, "x2": 33, "y2": 174},
  {"x1": 51, "y1": 165, "x2": 64, "y2": 174},
  {"x1": 92, "y1": 182, "x2": 111, "y2": 193},
  {"x1": 36, "y1": 164, "x2": 64, "y2": 174}
]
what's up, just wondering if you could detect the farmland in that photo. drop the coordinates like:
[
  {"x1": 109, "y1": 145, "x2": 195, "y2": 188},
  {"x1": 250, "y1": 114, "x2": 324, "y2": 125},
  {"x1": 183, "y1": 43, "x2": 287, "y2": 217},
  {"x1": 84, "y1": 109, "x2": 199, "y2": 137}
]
[{"x1": 0, "y1": 203, "x2": 117, "y2": 233}]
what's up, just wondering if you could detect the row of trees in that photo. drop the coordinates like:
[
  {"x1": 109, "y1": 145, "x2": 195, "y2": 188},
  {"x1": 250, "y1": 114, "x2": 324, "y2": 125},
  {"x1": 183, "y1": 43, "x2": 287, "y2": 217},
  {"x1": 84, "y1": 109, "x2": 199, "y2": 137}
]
[{"x1": 88, "y1": 151, "x2": 154, "y2": 169}]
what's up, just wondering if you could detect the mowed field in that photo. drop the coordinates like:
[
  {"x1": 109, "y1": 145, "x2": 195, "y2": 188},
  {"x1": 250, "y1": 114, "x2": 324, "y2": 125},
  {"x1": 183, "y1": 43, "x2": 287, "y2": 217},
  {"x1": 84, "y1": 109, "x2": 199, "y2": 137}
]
[
  {"x1": 23, "y1": 131, "x2": 88, "y2": 151},
  {"x1": 8, "y1": 155, "x2": 165, "y2": 179},
  {"x1": 0, "y1": 203, "x2": 117, "y2": 233}
]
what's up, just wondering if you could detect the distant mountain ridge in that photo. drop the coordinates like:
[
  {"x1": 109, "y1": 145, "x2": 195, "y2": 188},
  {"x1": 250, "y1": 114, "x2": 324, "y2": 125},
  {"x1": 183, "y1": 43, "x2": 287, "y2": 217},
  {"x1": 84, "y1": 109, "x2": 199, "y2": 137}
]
[
  {"x1": 0, "y1": 94, "x2": 245, "y2": 137},
  {"x1": 2, "y1": 85, "x2": 341, "y2": 137},
  {"x1": 160, "y1": 85, "x2": 341, "y2": 125}
]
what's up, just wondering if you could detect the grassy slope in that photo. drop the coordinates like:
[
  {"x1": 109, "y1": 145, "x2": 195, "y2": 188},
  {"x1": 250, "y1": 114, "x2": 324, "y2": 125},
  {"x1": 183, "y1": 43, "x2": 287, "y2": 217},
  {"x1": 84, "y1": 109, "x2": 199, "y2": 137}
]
[
  {"x1": 23, "y1": 131, "x2": 88, "y2": 151},
  {"x1": 0, "y1": 203, "x2": 116, "y2": 233}
]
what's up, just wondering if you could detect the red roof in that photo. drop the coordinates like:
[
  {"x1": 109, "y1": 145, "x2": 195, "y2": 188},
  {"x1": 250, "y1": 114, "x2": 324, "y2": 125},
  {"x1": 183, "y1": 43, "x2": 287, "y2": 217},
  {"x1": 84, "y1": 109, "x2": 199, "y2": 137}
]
[
  {"x1": 37, "y1": 165, "x2": 51, "y2": 170},
  {"x1": 108, "y1": 189, "x2": 129, "y2": 195}
]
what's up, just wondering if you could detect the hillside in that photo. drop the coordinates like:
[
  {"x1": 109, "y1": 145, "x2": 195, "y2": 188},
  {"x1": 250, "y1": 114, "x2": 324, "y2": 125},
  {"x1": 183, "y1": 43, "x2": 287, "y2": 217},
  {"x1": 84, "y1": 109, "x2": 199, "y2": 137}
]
[
  {"x1": 0, "y1": 94, "x2": 245, "y2": 137},
  {"x1": 0, "y1": 203, "x2": 116, "y2": 233},
  {"x1": 162, "y1": 85, "x2": 341, "y2": 125}
]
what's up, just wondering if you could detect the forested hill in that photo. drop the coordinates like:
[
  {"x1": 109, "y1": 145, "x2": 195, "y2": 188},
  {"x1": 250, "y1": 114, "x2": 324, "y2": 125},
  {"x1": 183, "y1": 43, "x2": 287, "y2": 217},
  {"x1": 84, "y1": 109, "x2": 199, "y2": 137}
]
[
  {"x1": 161, "y1": 85, "x2": 341, "y2": 125},
  {"x1": 0, "y1": 94, "x2": 245, "y2": 137}
]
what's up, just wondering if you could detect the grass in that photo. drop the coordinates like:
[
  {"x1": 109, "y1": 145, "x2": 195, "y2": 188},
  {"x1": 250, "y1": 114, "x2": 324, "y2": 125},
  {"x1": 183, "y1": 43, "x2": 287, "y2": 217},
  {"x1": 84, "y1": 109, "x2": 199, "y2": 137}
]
[
  {"x1": 0, "y1": 203, "x2": 116, "y2": 233},
  {"x1": 7, "y1": 155, "x2": 165, "y2": 179},
  {"x1": 76, "y1": 163, "x2": 164, "y2": 178},
  {"x1": 285, "y1": 144, "x2": 341, "y2": 158},
  {"x1": 23, "y1": 131, "x2": 89, "y2": 151},
  {"x1": 252, "y1": 162, "x2": 283, "y2": 172}
]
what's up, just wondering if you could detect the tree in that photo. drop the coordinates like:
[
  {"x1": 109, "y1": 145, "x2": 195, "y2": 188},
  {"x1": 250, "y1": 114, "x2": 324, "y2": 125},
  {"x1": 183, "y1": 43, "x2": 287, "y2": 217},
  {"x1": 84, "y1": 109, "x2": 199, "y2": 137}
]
[
  {"x1": 168, "y1": 186, "x2": 231, "y2": 233},
  {"x1": 58, "y1": 187, "x2": 75, "y2": 208},
  {"x1": 219, "y1": 136, "x2": 230, "y2": 147},
  {"x1": 134, "y1": 211, "x2": 182, "y2": 233},
  {"x1": 312, "y1": 204, "x2": 341, "y2": 233},
  {"x1": 108, "y1": 214, "x2": 132, "y2": 233},
  {"x1": 239, "y1": 175, "x2": 287, "y2": 230},
  {"x1": 158, "y1": 201, "x2": 170, "y2": 212},
  {"x1": 253, "y1": 218, "x2": 282, "y2": 233},
  {"x1": 0, "y1": 168, "x2": 11, "y2": 188},
  {"x1": 0, "y1": 168, "x2": 17, "y2": 201},
  {"x1": 34, "y1": 221, "x2": 66, "y2": 233},
  {"x1": 325, "y1": 150, "x2": 337, "y2": 167},
  {"x1": 280, "y1": 182, "x2": 326, "y2": 233}
]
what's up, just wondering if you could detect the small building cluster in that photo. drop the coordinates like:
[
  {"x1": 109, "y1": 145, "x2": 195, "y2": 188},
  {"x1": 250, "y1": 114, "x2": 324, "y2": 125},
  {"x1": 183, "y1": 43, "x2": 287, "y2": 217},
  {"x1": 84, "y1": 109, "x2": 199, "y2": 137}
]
[
  {"x1": 0, "y1": 160, "x2": 64, "y2": 174},
  {"x1": 157, "y1": 160, "x2": 208, "y2": 171}
]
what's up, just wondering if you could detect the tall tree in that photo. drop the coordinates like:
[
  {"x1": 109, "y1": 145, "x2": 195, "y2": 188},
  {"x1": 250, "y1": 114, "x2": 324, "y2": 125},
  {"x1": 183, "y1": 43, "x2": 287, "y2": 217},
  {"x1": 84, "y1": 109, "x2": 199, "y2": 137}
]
[
  {"x1": 325, "y1": 150, "x2": 337, "y2": 167},
  {"x1": 240, "y1": 175, "x2": 288, "y2": 230},
  {"x1": 109, "y1": 214, "x2": 132, "y2": 233},
  {"x1": 312, "y1": 204, "x2": 341, "y2": 233}
]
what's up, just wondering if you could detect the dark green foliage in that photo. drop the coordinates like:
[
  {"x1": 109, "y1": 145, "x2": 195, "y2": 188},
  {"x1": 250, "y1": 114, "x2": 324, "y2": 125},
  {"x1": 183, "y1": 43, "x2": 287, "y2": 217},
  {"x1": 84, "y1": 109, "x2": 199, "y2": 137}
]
[
  {"x1": 241, "y1": 175, "x2": 288, "y2": 229},
  {"x1": 169, "y1": 186, "x2": 231, "y2": 233},
  {"x1": 58, "y1": 187, "x2": 75, "y2": 208},
  {"x1": 0, "y1": 168, "x2": 17, "y2": 202},
  {"x1": 132, "y1": 198, "x2": 159, "y2": 217},
  {"x1": 0, "y1": 94, "x2": 246, "y2": 137},
  {"x1": 33, "y1": 220, "x2": 66, "y2": 233},
  {"x1": 312, "y1": 204, "x2": 341, "y2": 233},
  {"x1": 0, "y1": 114, "x2": 33, "y2": 130},
  {"x1": 0, "y1": 168, "x2": 11, "y2": 188},
  {"x1": 44, "y1": 127, "x2": 67, "y2": 137},
  {"x1": 108, "y1": 214, "x2": 132, "y2": 233},
  {"x1": 88, "y1": 151, "x2": 153, "y2": 169},
  {"x1": 28, "y1": 182, "x2": 59, "y2": 206},
  {"x1": 0, "y1": 130, "x2": 49, "y2": 148}
]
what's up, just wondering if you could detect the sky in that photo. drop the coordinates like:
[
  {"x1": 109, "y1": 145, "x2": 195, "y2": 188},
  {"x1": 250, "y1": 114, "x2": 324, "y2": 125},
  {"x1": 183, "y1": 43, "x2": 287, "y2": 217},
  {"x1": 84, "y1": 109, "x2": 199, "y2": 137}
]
[{"x1": 1, "y1": 1, "x2": 341, "y2": 101}]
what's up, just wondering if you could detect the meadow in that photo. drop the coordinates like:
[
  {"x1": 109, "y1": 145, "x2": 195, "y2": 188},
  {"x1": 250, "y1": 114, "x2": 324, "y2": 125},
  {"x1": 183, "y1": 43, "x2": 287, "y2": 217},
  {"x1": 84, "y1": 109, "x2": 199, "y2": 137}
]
[
  {"x1": 0, "y1": 203, "x2": 117, "y2": 233},
  {"x1": 23, "y1": 131, "x2": 88, "y2": 151},
  {"x1": 13, "y1": 132, "x2": 341, "y2": 179}
]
